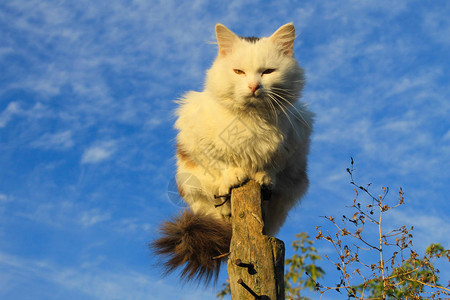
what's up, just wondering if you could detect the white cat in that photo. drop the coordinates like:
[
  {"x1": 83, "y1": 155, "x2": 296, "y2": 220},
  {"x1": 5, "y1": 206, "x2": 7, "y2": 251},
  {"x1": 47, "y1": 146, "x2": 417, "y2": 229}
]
[{"x1": 152, "y1": 23, "x2": 313, "y2": 283}]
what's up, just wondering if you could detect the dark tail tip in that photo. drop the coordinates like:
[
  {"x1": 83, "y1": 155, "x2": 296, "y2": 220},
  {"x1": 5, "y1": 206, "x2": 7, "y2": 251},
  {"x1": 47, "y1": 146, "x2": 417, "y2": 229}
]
[{"x1": 150, "y1": 210, "x2": 231, "y2": 284}]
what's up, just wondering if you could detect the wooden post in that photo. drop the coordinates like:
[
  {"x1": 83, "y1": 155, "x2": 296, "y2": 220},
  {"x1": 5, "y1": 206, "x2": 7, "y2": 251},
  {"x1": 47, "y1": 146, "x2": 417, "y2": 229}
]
[{"x1": 227, "y1": 180, "x2": 285, "y2": 300}]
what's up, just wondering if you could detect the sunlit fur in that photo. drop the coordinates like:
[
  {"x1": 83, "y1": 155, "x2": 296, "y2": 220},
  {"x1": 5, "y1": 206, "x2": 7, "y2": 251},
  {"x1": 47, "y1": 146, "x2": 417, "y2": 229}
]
[
  {"x1": 151, "y1": 211, "x2": 231, "y2": 284},
  {"x1": 152, "y1": 23, "x2": 314, "y2": 283}
]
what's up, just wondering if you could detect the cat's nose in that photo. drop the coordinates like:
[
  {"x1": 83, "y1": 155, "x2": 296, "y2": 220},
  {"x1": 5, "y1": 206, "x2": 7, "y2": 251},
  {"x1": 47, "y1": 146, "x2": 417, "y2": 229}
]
[{"x1": 248, "y1": 82, "x2": 260, "y2": 93}]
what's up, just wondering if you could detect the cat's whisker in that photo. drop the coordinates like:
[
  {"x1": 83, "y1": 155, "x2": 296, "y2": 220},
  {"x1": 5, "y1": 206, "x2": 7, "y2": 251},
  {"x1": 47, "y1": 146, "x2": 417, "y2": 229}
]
[
  {"x1": 269, "y1": 92, "x2": 310, "y2": 131},
  {"x1": 267, "y1": 90, "x2": 312, "y2": 130},
  {"x1": 262, "y1": 96, "x2": 279, "y2": 124},
  {"x1": 270, "y1": 87, "x2": 296, "y2": 97},
  {"x1": 285, "y1": 79, "x2": 305, "y2": 83},
  {"x1": 275, "y1": 100, "x2": 302, "y2": 138},
  {"x1": 267, "y1": 94, "x2": 290, "y2": 122},
  {"x1": 269, "y1": 100, "x2": 279, "y2": 124},
  {"x1": 266, "y1": 93, "x2": 300, "y2": 137}
]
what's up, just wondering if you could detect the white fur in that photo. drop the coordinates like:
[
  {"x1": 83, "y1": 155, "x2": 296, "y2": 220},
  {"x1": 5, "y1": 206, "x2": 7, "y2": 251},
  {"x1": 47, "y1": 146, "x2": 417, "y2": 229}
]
[{"x1": 174, "y1": 23, "x2": 314, "y2": 235}]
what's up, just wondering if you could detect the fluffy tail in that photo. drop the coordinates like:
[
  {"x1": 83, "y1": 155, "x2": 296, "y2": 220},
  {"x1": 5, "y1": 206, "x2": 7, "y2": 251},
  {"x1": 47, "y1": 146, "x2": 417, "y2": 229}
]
[{"x1": 150, "y1": 210, "x2": 232, "y2": 283}]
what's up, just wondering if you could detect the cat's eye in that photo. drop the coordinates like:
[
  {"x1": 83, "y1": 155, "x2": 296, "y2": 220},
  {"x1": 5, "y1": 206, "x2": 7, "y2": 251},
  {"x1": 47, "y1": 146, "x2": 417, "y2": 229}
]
[
  {"x1": 233, "y1": 69, "x2": 246, "y2": 75},
  {"x1": 262, "y1": 69, "x2": 276, "y2": 75}
]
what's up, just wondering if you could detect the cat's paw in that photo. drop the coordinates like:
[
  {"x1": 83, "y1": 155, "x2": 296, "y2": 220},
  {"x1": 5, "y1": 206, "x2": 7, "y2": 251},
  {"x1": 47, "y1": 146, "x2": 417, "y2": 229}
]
[
  {"x1": 254, "y1": 171, "x2": 275, "y2": 188},
  {"x1": 218, "y1": 167, "x2": 248, "y2": 195},
  {"x1": 217, "y1": 183, "x2": 231, "y2": 198}
]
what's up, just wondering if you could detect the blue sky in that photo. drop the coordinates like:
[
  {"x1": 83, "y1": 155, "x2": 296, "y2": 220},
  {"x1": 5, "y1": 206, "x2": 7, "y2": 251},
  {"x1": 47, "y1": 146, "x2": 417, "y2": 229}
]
[{"x1": 1, "y1": 1, "x2": 449, "y2": 299}]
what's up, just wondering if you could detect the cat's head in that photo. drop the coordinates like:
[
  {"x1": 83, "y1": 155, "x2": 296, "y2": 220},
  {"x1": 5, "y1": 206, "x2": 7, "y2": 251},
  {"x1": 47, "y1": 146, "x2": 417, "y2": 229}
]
[{"x1": 205, "y1": 23, "x2": 304, "y2": 115}]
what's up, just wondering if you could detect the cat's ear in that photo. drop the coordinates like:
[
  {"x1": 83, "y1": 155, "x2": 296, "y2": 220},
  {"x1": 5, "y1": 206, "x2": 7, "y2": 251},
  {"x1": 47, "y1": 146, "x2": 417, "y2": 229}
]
[
  {"x1": 269, "y1": 23, "x2": 296, "y2": 56},
  {"x1": 215, "y1": 24, "x2": 238, "y2": 57}
]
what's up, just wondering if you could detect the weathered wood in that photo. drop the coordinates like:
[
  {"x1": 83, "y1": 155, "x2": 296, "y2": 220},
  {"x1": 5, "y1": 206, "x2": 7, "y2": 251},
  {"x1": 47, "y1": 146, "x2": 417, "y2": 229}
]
[{"x1": 227, "y1": 180, "x2": 285, "y2": 300}]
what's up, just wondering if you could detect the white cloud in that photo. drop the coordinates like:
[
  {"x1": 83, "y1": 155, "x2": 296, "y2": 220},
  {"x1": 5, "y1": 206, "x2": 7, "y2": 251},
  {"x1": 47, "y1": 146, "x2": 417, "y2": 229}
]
[
  {"x1": 0, "y1": 194, "x2": 10, "y2": 218},
  {"x1": 423, "y1": 4, "x2": 450, "y2": 46},
  {"x1": 0, "y1": 102, "x2": 21, "y2": 128},
  {"x1": 443, "y1": 130, "x2": 450, "y2": 141},
  {"x1": 380, "y1": 119, "x2": 418, "y2": 133},
  {"x1": 113, "y1": 218, "x2": 152, "y2": 235},
  {"x1": 31, "y1": 130, "x2": 74, "y2": 150},
  {"x1": 1, "y1": 1, "x2": 449, "y2": 299},
  {"x1": 13, "y1": 198, "x2": 112, "y2": 230},
  {"x1": 0, "y1": 101, "x2": 55, "y2": 134},
  {"x1": 81, "y1": 141, "x2": 117, "y2": 164},
  {"x1": 0, "y1": 251, "x2": 216, "y2": 300},
  {"x1": 385, "y1": 209, "x2": 450, "y2": 249},
  {"x1": 79, "y1": 209, "x2": 111, "y2": 227},
  {"x1": 385, "y1": 68, "x2": 444, "y2": 98}
]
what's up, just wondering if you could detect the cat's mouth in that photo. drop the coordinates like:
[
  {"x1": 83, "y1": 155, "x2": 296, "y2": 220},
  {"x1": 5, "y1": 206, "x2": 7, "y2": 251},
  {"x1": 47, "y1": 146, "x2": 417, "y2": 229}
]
[
  {"x1": 244, "y1": 94, "x2": 263, "y2": 104},
  {"x1": 242, "y1": 93, "x2": 273, "y2": 110},
  {"x1": 246, "y1": 89, "x2": 264, "y2": 100}
]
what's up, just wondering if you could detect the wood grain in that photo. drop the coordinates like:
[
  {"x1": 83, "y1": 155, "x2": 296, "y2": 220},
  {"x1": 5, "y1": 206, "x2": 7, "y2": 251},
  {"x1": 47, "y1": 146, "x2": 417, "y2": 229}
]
[{"x1": 227, "y1": 180, "x2": 285, "y2": 300}]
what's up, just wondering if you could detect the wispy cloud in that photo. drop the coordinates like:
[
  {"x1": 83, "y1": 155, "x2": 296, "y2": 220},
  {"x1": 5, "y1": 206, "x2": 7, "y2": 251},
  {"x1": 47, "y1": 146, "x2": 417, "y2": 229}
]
[
  {"x1": 0, "y1": 251, "x2": 216, "y2": 300},
  {"x1": 31, "y1": 130, "x2": 74, "y2": 150},
  {"x1": 423, "y1": 2, "x2": 450, "y2": 46},
  {"x1": 1, "y1": 1, "x2": 449, "y2": 299},
  {"x1": 81, "y1": 141, "x2": 117, "y2": 164},
  {"x1": 112, "y1": 218, "x2": 152, "y2": 235},
  {"x1": 0, "y1": 101, "x2": 54, "y2": 130},
  {"x1": 12, "y1": 198, "x2": 111, "y2": 230},
  {"x1": 0, "y1": 102, "x2": 21, "y2": 128},
  {"x1": 386, "y1": 209, "x2": 450, "y2": 249},
  {"x1": 79, "y1": 209, "x2": 111, "y2": 227}
]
